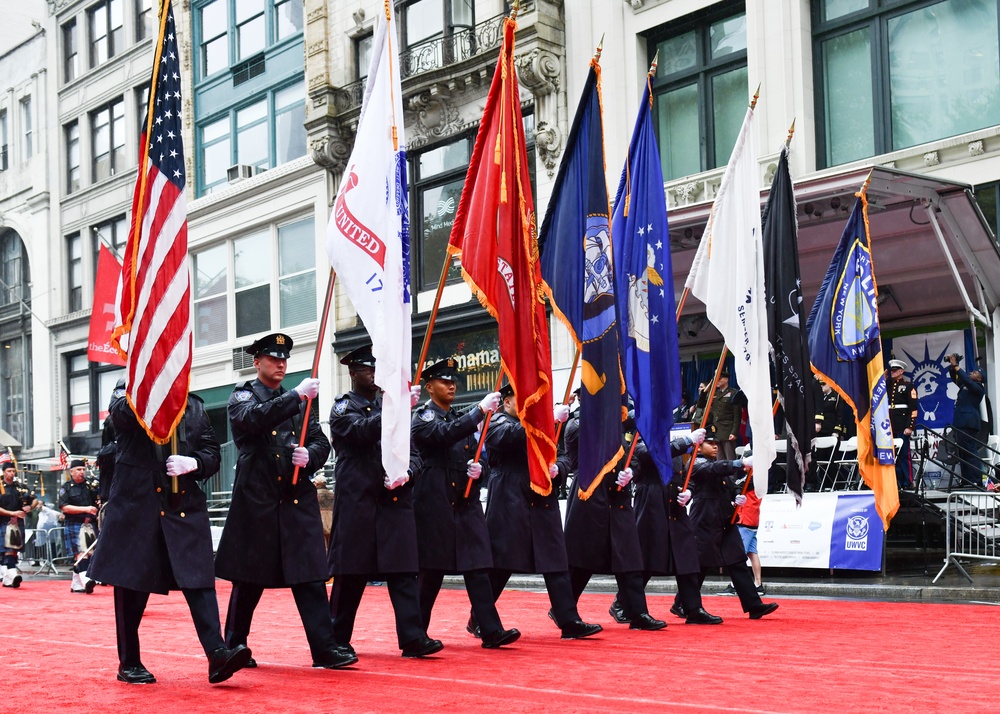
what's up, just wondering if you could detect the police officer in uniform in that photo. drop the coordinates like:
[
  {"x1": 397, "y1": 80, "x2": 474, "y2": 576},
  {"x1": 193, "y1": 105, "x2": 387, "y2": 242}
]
[
  {"x1": 887, "y1": 359, "x2": 919, "y2": 489},
  {"x1": 215, "y1": 333, "x2": 356, "y2": 670},
  {"x1": 411, "y1": 359, "x2": 520, "y2": 648},
  {"x1": 89, "y1": 380, "x2": 251, "y2": 684},
  {"x1": 328, "y1": 345, "x2": 443, "y2": 658},
  {"x1": 58, "y1": 459, "x2": 99, "y2": 593},
  {"x1": 479, "y1": 383, "x2": 602, "y2": 639},
  {"x1": 560, "y1": 412, "x2": 666, "y2": 631},
  {"x1": 1, "y1": 461, "x2": 37, "y2": 588}
]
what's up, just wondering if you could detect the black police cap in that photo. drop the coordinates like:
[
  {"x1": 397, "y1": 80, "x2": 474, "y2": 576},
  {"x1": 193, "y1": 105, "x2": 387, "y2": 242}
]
[
  {"x1": 421, "y1": 358, "x2": 460, "y2": 382},
  {"x1": 340, "y1": 344, "x2": 376, "y2": 368},
  {"x1": 245, "y1": 333, "x2": 293, "y2": 359},
  {"x1": 70, "y1": 459, "x2": 86, "y2": 469},
  {"x1": 499, "y1": 381, "x2": 515, "y2": 399}
]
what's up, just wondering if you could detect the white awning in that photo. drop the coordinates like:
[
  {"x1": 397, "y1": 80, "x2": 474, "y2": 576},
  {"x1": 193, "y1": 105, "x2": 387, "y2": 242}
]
[{"x1": 0, "y1": 427, "x2": 21, "y2": 449}]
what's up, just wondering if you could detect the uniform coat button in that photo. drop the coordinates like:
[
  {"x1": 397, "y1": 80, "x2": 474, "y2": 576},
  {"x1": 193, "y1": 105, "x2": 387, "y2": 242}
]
[
  {"x1": 180, "y1": 512, "x2": 186, "y2": 517},
  {"x1": 160, "y1": 511, "x2": 165, "y2": 516}
]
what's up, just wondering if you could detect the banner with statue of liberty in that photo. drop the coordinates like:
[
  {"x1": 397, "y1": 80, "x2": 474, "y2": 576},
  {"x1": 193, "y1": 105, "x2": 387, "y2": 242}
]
[{"x1": 887, "y1": 329, "x2": 975, "y2": 431}]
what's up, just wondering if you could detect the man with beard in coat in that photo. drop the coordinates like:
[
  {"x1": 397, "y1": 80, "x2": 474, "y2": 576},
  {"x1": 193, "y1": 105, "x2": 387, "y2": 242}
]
[
  {"x1": 411, "y1": 358, "x2": 520, "y2": 648},
  {"x1": 328, "y1": 345, "x2": 443, "y2": 658},
  {"x1": 685, "y1": 438, "x2": 779, "y2": 620},
  {"x1": 215, "y1": 333, "x2": 355, "y2": 670},
  {"x1": 560, "y1": 412, "x2": 665, "y2": 631},
  {"x1": 478, "y1": 383, "x2": 602, "y2": 639},
  {"x1": 610, "y1": 427, "x2": 723, "y2": 625},
  {"x1": 89, "y1": 380, "x2": 252, "y2": 684}
]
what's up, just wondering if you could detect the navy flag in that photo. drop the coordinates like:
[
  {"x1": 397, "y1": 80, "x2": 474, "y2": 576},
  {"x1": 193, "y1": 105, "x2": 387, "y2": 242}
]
[
  {"x1": 762, "y1": 144, "x2": 814, "y2": 504},
  {"x1": 610, "y1": 69, "x2": 682, "y2": 484},
  {"x1": 806, "y1": 188, "x2": 898, "y2": 529},
  {"x1": 539, "y1": 57, "x2": 624, "y2": 498}
]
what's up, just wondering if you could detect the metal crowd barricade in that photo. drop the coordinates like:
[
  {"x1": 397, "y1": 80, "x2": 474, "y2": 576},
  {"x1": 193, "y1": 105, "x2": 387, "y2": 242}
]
[
  {"x1": 20, "y1": 527, "x2": 60, "y2": 575},
  {"x1": 932, "y1": 490, "x2": 1000, "y2": 583}
]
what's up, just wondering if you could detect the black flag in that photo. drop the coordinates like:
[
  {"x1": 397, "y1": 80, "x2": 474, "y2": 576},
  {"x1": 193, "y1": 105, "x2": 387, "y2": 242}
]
[{"x1": 762, "y1": 145, "x2": 814, "y2": 504}]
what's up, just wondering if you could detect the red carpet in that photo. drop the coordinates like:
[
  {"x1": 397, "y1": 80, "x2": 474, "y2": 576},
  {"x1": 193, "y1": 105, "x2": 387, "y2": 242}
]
[{"x1": 2, "y1": 579, "x2": 996, "y2": 713}]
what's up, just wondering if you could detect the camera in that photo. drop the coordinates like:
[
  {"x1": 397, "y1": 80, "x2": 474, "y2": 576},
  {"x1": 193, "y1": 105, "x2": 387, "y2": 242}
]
[{"x1": 949, "y1": 353, "x2": 962, "y2": 362}]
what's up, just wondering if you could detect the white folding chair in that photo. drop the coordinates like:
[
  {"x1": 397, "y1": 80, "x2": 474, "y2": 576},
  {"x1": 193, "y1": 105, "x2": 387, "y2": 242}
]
[
  {"x1": 812, "y1": 435, "x2": 840, "y2": 490},
  {"x1": 829, "y1": 437, "x2": 859, "y2": 490}
]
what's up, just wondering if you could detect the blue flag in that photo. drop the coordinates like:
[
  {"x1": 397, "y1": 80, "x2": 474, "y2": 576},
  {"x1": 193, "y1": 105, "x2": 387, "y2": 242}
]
[
  {"x1": 610, "y1": 77, "x2": 682, "y2": 484},
  {"x1": 806, "y1": 191, "x2": 898, "y2": 529},
  {"x1": 539, "y1": 60, "x2": 624, "y2": 498}
]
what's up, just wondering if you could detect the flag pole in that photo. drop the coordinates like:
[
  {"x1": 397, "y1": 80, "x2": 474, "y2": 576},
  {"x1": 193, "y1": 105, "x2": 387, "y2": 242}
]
[
  {"x1": 615, "y1": 429, "x2": 642, "y2": 492},
  {"x1": 681, "y1": 346, "x2": 730, "y2": 491},
  {"x1": 413, "y1": 255, "x2": 454, "y2": 384},
  {"x1": 730, "y1": 466, "x2": 754, "y2": 524},
  {"x1": 554, "y1": 348, "x2": 581, "y2": 444},
  {"x1": 463, "y1": 371, "x2": 506, "y2": 498},
  {"x1": 292, "y1": 268, "x2": 337, "y2": 486}
]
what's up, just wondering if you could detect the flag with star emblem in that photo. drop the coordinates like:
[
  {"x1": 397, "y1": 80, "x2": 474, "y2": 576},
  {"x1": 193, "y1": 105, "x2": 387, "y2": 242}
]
[
  {"x1": 685, "y1": 103, "x2": 775, "y2": 497},
  {"x1": 111, "y1": 0, "x2": 191, "y2": 444},
  {"x1": 611, "y1": 74, "x2": 682, "y2": 484},
  {"x1": 538, "y1": 56, "x2": 624, "y2": 499}
]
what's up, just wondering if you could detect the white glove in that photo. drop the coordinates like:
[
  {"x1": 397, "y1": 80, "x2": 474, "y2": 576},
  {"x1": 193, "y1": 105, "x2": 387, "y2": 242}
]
[
  {"x1": 295, "y1": 377, "x2": 320, "y2": 400},
  {"x1": 384, "y1": 473, "x2": 410, "y2": 490},
  {"x1": 741, "y1": 455, "x2": 754, "y2": 470},
  {"x1": 553, "y1": 404, "x2": 570, "y2": 423},
  {"x1": 690, "y1": 428, "x2": 706, "y2": 445},
  {"x1": 615, "y1": 468, "x2": 633, "y2": 488},
  {"x1": 291, "y1": 447, "x2": 310, "y2": 468},
  {"x1": 165, "y1": 455, "x2": 198, "y2": 476},
  {"x1": 734, "y1": 494, "x2": 748, "y2": 506},
  {"x1": 548, "y1": 464, "x2": 559, "y2": 480},
  {"x1": 677, "y1": 489, "x2": 692, "y2": 506},
  {"x1": 466, "y1": 460, "x2": 483, "y2": 480},
  {"x1": 410, "y1": 385, "x2": 422, "y2": 407},
  {"x1": 479, "y1": 391, "x2": 502, "y2": 413}
]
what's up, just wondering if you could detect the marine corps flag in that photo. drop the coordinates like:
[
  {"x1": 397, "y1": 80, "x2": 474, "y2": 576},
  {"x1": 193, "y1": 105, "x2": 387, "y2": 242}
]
[
  {"x1": 539, "y1": 55, "x2": 624, "y2": 499},
  {"x1": 448, "y1": 12, "x2": 556, "y2": 496},
  {"x1": 807, "y1": 188, "x2": 898, "y2": 529},
  {"x1": 762, "y1": 144, "x2": 813, "y2": 505}
]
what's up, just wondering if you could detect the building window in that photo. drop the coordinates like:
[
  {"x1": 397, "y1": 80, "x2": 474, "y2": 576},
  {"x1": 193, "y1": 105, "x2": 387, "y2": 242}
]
[
  {"x1": 67, "y1": 233, "x2": 83, "y2": 312},
  {"x1": 815, "y1": 0, "x2": 1000, "y2": 168},
  {"x1": 136, "y1": 85, "x2": 150, "y2": 135},
  {"x1": 0, "y1": 230, "x2": 29, "y2": 308},
  {"x1": 2, "y1": 336, "x2": 29, "y2": 446},
  {"x1": 200, "y1": 0, "x2": 229, "y2": 78},
  {"x1": 197, "y1": 81, "x2": 305, "y2": 195},
  {"x1": 401, "y1": 0, "x2": 475, "y2": 48},
  {"x1": 89, "y1": 0, "x2": 125, "y2": 68},
  {"x1": 20, "y1": 98, "x2": 32, "y2": 161},
  {"x1": 355, "y1": 32, "x2": 373, "y2": 81},
  {"x1": 196, "y1": 0, "x2": 302, "y2": 80},
  {"x1": 66, "y1": 122, "x2": 80, "y2": 193},
  {"x1": 274, "y1": 0, "x2": 303, "y2": 42},
  {"x1": 193, "y1": 243, "x2": 228, "y2": 347},
  {"x1": 136, "y1": 0, "x2": 153, "y2": 42},
  {"x1": 92, "y1": 215, "x2": 129, "y2": 273},
  {"x1": 91, "y1": 98, "x2": 126, "y2": 182},
  {"x1": 234, "y1": 229, "x2": 272, "y2": 337},
  {"x1": 67, "y1": 352, "x2": 124, "y2": 435},
  {"x1": 63, "y1": 20, "x2": 79, "y2": 83},
  {"x1": 646, "y1": 3, "x2": 747, "y2": 181},
  {"x1": 0, "y1": 111, "x2": 7, "y2": 171},
  {"x1": 236, "y1": 0, "x2": 266, "y2": 62},
  {"x1": 277, "y1": 218, "x2": 316, "y2": 327}
]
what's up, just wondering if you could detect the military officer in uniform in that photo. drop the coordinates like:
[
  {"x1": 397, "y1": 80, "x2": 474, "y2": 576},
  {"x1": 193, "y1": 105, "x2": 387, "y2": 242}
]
[
  {"x1": 89, "y1": 380, "x2": 251, "y2": 684},
  {"x1": 215, "y1": 333, "x2": 356, "y2": 670},
  {"x1": 411, "y1": 358, "x2": 520, "y2": 648},
  {"x1": 699, "y1": 371, "x2": 742, "y2": 461},
  {"x1": 479, "y1": 383, "x2": 602, "y2": 639},
  {"x1": 58, "y1": 459, "x2": 99, "y2": 593},
  {"x1": 328, "y1": 345, "x2": 443, "y2": 658},
  {"x1": 1, "y1": 461, "x2": 38, "y2": 588},
  {"x1": 887, "y1": 359, "x2": 919, "y2": 489},
  {"x1": 560, "y1": 412, "x2": 666, "y2": 631}
]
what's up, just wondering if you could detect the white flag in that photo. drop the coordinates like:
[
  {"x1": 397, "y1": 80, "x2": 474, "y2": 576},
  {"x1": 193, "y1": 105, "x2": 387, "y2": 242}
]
[
  {"x1": 685, "y1": 106, "x2": 775, "y2": 496},
  {"x1": 325, "y1": 4, "x2": 412, "y2": 482}
]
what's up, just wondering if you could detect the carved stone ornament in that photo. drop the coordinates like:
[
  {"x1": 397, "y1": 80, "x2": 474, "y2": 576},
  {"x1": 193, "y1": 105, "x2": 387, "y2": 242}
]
[
  {"x1": 516, "y1": 49, "x2": 561, "y2": 98},
  {"x1": 407, "y1": 92, "x2": 463, "y2": 144},
  {"x1": 534, "y1": 120, "x2": 562, "y2": 178},
  {"x1": 673, "y1": 182, "x2": 701, "y2": 205},
  {"x1": 969, "y1": 140, "x2": 986, "y2": 157},
  {"x1": 310, "y1": 123, "x2": 354, "y2": 173},
  {"x1": 923, "y1": 151, "x2": 940, "y2": 167}
]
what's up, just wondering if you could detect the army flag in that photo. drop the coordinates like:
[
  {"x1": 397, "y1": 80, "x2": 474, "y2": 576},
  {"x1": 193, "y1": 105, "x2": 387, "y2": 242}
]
[
  {"x1": 762, "y1": 144, "x2": 813, "y2": 504},
  {"x1": 539, "y1": 56, "x2": 624, "y2": 499},
  {"x1": 807, "y1": 190, "x2": 898, "y2": 529},
  {"x1": 448, "y1": 13, "x2": 556, "y2": 496},
  {"x1": 325, "y1": 1, "x2": 413, "y2": 482},
  {"x1": 684, "y1": 104, "x2": 775, "y2": 497},
  {"x1": 611, "y1": 71, "x2": 682, "y2": 484}
]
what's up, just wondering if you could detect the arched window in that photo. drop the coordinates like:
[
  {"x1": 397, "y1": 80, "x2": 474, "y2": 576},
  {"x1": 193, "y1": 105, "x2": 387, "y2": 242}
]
[
  {"x1": 0, "y1": 228, "x2": 31, "y2": 447},
  {"x1": 0, "y1": 229, "x2": 30, "y2": 307}
]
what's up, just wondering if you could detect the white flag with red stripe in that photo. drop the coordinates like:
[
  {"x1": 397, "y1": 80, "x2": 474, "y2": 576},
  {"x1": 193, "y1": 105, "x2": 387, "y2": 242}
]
[{"x1": 111, "y1": 0, "x2": 191, "y2": 444}]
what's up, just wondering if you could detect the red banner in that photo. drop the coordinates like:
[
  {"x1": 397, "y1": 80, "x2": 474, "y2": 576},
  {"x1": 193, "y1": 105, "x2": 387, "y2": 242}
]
[{"x1": 88, "y1": 244, "x2": 126, "y2": 366}]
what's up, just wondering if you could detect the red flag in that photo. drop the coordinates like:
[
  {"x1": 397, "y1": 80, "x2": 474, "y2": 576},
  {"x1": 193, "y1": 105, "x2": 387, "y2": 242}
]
[
  {"x1": 111, "y1": 1, "x2": 191, "y2": 444},
  {"x1": 88, "y1": 245, "x2": 126, "y2": 366},
  {"x1": 447, "y1": 15, "x2": 556, "y2": 496}
]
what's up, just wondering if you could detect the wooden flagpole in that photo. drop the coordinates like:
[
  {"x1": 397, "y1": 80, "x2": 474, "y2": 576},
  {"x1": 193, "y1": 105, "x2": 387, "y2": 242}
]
[
  {"x1": 681, "y1": 346, "x2": 729, "y2": 492},
  {"x1": 554, "y1": 348, "x2": 581, "y2": 444},
  {"x1": 463, "y1": 371, "x2": 507, "y2": 498},
  {"x1": 413, "y1": 255, "x2": 454, "y2": 384}
]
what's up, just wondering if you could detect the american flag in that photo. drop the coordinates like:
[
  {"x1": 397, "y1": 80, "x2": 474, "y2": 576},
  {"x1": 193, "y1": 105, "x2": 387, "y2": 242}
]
[{"x1": 111, "y1": 0, "x2": 191, "y2": 444}]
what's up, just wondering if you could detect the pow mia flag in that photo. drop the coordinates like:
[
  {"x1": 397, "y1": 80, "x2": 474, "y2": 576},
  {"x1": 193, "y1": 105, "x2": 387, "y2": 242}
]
[{"x1": 762, "y1": 144, "x2": 814, "y2": 504}]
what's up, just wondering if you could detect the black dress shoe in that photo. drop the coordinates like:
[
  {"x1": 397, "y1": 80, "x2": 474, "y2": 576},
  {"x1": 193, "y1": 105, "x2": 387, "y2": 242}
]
[
  {"x1": 208, "y1": 644, "x2": 252, "y2": 684},
  {"x1": 685, "y1": 608, "x2": 724, "y2": 625},
  {"x1": 629, "y1": 613, "x2": 667, "y2": 631},
  {"x1": 669, "y1": 603, "x2": 686, "y2": 619},
  {"x1": 608, "y1": 598, "x2": 629, "y2": 624},
  {"x1": 313, "y1": 646, "x2": 358, "y2": 669},
  {"x1": 244, "y1": 657, "x2": 258, "y2": 668},
  {"x1": 547, "y1": 609, "x2": 556, "y2": 623},
  {"x1": 401, "y1": 636, "x2": 444, "y2": 658},
  {"x1": 748, "y1": 602, "x2": 779, "y2": 620},
  {"x1": 560, "y1": 620, "x2": 603, "y2": 639},
  {"x1": 117, "y1": 664, "x2": 156, "y2": 684},
  {"x1": 466, "y1": 615, "x2": 481, "y2": 638},
  {"x1": 481, "y1": 627, "x2": 521, "y2": 649}
]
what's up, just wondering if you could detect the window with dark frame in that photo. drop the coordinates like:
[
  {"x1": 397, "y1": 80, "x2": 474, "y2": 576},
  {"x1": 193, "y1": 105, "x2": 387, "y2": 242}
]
[
  {"x1": 200, "y1": 0, "x2": 229, "y2": 78},
  {"x1": 91, "y1": 98, "x2": 126, "y2": 182},
  {"x1": 20, "y1": 97, "x2": 32, "y2": 161},
  {"x1": 136, "y1": 0, "x2": 153, "y2": 42},
  {"x1": 92, "y1": 215, "x2": 129, "y2": 276},
  {"x1": 0, "y1": 229, "x2": 29, "y2": 308},
  {"x1": 0, "y1": 110, "x2": 7, "y2": 171},
  {"x1": 67, "y1": 233, "x2": 83, "y2": 312},
  {"x1": 66, "y1": 121, "x2": 80, "y2": 193},
  {"x1": 63, "y1": 19, "x2": 79, "y2": 83},
  {"x1": 66, "y1": 352, "x2": 124, "y2": 436},
  {"x1": 89, "y1": 0, "x2": 125, "y2": 68},
  {"x1": 355, "y1": 32, "x2": 373, "y2": 81}
]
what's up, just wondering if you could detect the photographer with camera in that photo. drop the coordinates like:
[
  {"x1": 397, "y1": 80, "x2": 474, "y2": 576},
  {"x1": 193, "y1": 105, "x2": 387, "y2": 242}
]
[{"x1": 948, "y1": 353, "x2": 987, "y2": 488}]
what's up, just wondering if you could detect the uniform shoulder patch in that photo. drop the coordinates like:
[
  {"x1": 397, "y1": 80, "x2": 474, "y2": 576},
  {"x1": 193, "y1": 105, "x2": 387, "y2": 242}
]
[
  {"x1": 232, "y1": 390, "x2": 253, "y2": 403},
  {"x1": 419, "y1": 408, "x2": 435, "y2": 422},
  {"x1": 333, "y1": 397, "x2": 350, "y2": 416},
  {"x1": 112, "y1": 387, "x2": 126, "y2": 398}
]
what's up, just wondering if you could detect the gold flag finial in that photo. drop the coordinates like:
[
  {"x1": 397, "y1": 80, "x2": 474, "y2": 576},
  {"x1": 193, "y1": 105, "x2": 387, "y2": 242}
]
[
  {"x1": 594, "y1": 34, "x2": 604, "y2": 62},
  {"x1": 750, "y1": 83, "x2": 761, "y2": 110},
  {"x1": 785, "y1": 118, "x2": 796, "y2": 148},
  {"x1": 648, "y1": 50, "x2": 659, "y2": 77},
  {"x1": 510, "y1": 0, "x2": 520, "y2": 21}
]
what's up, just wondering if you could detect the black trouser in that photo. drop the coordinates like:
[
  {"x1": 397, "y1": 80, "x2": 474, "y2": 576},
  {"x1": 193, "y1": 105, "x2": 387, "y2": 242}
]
[
  {"x1": 419, "y1": 568, "x2": 503, "y2": 635},
  {"x1": 114, "y1": 586, "x2": 225, "y2": 667},
  {"x1": 74, "y1": 556, "x2": 91, "y2": 574},
  {"x1": 329, "y1": 573, "x2": 425, "y2": 649},
  {"x1": 570, "y1": 567, "x2": 648, "y2": 620},
  {"x1": 954, "y1": 427, "x2": 984, "y2": 488},
  {"x1": 225, "y1": 581, "x2": 335, "y2": 660},
  {"x1": 488, "y1": 569, "x2": 580, "y2": 627},
  {"x1": 636, "y1": 572, "x2": 704, "y2": 613},
  {"x1": 672, "y1": 563, "x2": 762, "y2": 613}
]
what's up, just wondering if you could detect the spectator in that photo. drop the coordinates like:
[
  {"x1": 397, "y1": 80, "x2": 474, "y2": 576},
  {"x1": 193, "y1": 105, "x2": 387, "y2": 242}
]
[
  {"x1": 58, "y1": 459, "x2": 99, "y2": 593},
  {"x1": 948, "y1": 354, "x2": 986, "y2": 488},
  {"x1": 1, "y1": 462, "x2": 38, "y2": 588},
  {"x1": 735, "y1": 478, "x2": 764, "y2": 594}
]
